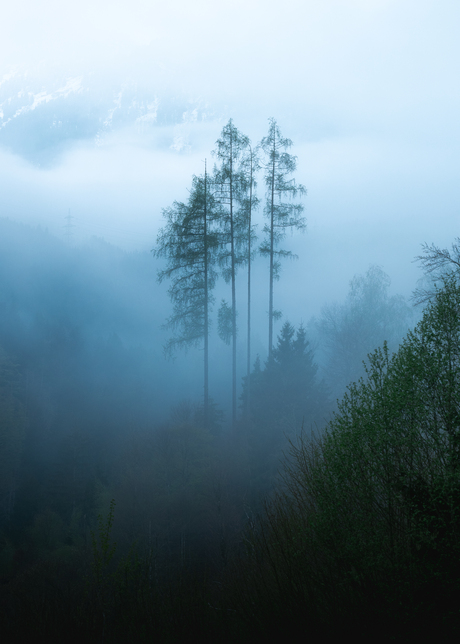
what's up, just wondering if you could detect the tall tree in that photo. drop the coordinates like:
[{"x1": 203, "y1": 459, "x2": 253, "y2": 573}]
[
  {"x1": 260, "y1": 118, "x2": 307, "y2": 357},
  {"x1": 240, "y1": 144, "x2": 260, "y2": 418},
  {"x1": 153, "y1": 163, "x2": 219, "y2": 428},
  {"x1": 317, "y1": 265, "x2": 412, "y2": 399},
  {"x1": 212, "y1": 119, "x2": 250, "y2": 426}
]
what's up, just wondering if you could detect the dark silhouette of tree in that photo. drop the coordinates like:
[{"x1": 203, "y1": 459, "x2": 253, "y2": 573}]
[
  {"x1": 243, "y1": 321, "x2": 328, "y2": 434},
  {"x1": 240, "y1": 144, "x2": 261, "y2": 418},
  {"x1": 259, "y1": 118, "x2": 307, "y2": 357},
  {"x1": 241, "y1": 321, "x2": 329, "y2": 496},
  {"x1": 317, "y1": 265, "x2": 412, "y2": 399},
  {"x1": 413, "y1": 238, "x2": 460, "y2": 304},
  {"x1": 153, "y1": 164, "x2": 219, "y2": 427},
  {"x1": 233, "y1": 275, "x2": 460, "y2": 641},
  {"x1": 212, "y1": 119, "x2": 251, "y2": 427}
]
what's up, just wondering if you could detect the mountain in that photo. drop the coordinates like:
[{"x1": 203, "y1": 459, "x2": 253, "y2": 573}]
[{"x1": 0, "y1": 69, "x2": 213, "y2": 165}]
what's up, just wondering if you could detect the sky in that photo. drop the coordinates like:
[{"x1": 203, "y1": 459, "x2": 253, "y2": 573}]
[{"x1": 1, "y1": 0, "x2": 460, "y2": 319}]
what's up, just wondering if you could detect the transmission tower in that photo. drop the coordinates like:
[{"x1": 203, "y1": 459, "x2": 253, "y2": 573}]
[{"x1": 64, "y1": 209, "x2": 75, "y2": 245}]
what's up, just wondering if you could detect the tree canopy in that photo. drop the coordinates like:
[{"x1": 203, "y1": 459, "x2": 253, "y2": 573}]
[
  {"x1": 240, "y1": 321, "x2": 330, "y2": 498},
  {"x1": 316, "y1": 265, "x2": 412, "y2": 398},
  {"x1": 234, "y1": 274, "x2": 460, "y2": 639},
  {"x1": 259, "y1": 118, "x2": 307, "y2": 356},
  {"x1": 153, "y1": 169, "x2": 220, "y2": 426}
]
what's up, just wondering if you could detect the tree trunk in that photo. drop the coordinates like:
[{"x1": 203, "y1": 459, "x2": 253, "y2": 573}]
[
  {"x1": 229, "y1": 136, "x2": 237, "y2": 428},
  {"x1": 247, "y1": 148, "x2": 253, "y2": 418},
  {"x1": 268, "y1": 136, "x2": 276, "y2": 358},
  {"x1": 204, "y1": 161, "x2": 209, "y2": 429}
]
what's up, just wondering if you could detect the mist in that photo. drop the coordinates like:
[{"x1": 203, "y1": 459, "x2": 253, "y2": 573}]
[{"x1": 1, "y1": 1, "x2": 460, "y2": 640}]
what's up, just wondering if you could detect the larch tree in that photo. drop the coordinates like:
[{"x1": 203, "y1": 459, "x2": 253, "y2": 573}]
[
  {"x1": 153, "y1": 163, "x2": 219, "y2": 428},
  {"x1": 260, "y1": 118, "x2": 307, "y2": 358},
  {"x1": 239, "y1": 143, "x2": 260, "y2": 418},
  {"x1": 212, "y1": 119, "x2": 251, "y2": 427}
]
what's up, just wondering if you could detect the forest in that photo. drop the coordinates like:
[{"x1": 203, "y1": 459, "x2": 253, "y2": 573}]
[{"x1": 1, "y1": 120, "x2": 460, "y2": 641}]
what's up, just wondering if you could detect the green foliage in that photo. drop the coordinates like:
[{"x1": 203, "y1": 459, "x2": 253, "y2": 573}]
[
  {"x1": 217, "y1": 299, "x2": 234, "y2": 345},
  {"x1": 154, "y1": 171, "x2": 219, "y2": 356},
  {"x1": 259, "y1": 118, "x2": 306, "y2": 354},
  {"x1": 320, "y1": 275, "x2": 460, "y2": 567},
  {"x1": 238, "y1": 143, "x2": 261, "y2": 258},
  {"x1": 232, "y1": 276, "x2": 460, "y2": 638},
  {"x1": 259, "y1": 118, "x2": 307, "y2": 259},
  {"x1": 212, "y1": 118, "x2": 252, "y2": 268},
  {"x1": 212, "y1": 126, "x2": 260, "y2": 283},
  {"x1": 212, "y1": 119, "x2": 255, "y2": 426}
]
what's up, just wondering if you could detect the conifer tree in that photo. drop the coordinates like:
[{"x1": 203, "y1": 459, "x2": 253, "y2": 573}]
[
  {"x1": 260, "y1": 118, "x2": 307, "y2": 357},
  {"x1": 240, "y1": 144, "x2": 260, "y2": 417},
  {"x1": 212, "y1": 119, "x2": 251, "y2": 426},
  {"x1": 240, "y1": 321, "x2": 329, "y2": 498},
  {"x1": 153, "y1": 163, "x2": 219, "y2": 427}
]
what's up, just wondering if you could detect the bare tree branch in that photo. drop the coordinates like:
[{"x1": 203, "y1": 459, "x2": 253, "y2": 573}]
[{"x1": 412, "y1": 239, "x2": 460, "y2": 305}]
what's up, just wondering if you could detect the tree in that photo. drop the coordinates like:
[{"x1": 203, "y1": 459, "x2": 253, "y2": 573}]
[
  {"x1": 316, "y1": 265, "x2": 412, "y2": 400},
  {"x1": 212, "y1": 119, "x2": 251, "y2": 427},
  {"x1": 240, "y1": 321, "x2": 329, "y2": 497},
  {"x1": 233, "y1": 275, "x2": 460, "y2": 639},
  {"x1": 243, "y1": 321, "x2": 329, "y2": 434},
  {"x1": 413, "y1": 238, "x2": 460, "y2": 304},
  {"x1": 153, "y1": 164, "x2": 219, "y2": 428},
  {"x1": 259, "y1": 118, "x2": 307, "y2": 357},
  {"x1": 218, "y1": 142, "x2": 261, "y2": 420},
  {"x1": 240, "y1": 144, "x2": 261, "y2": 418}
]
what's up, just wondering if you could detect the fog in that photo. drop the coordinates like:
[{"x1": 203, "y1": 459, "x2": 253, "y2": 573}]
[
  {"x1": 1, "y1": 2, "x2": 459, "y2": 309},
  {"x1": 1, "y1": 2, "x2": 460, "y2": 639}
]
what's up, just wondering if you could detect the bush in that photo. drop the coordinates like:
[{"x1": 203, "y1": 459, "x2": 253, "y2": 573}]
[{"x1": 227, "y1": 276, "x2": 460, "y2": 640}]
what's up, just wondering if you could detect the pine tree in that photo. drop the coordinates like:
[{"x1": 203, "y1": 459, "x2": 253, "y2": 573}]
[
  {"x1": 244, "y1": 321, "x2": 327, "y2": 434},
  {"x1": 260, "y1": 118, "x2": 307, "y2": 357},
  {"x1": 240, "y1": 321, "x2": 329, "y2": 498},
  {"x1": 153, "y1": 164, "x2": 219, "y2": 427}
]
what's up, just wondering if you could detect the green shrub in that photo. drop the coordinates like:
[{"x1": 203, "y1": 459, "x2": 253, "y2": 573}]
[{"x1": 228, "y1": 276, "x2": 460, "y2": 639}]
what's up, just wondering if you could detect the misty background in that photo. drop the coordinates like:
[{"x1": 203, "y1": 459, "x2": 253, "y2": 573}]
[
  {"x1": 1, "y1": 0, "x2": 458, "y2": 491},
  {"x1": 1, "y1": 3, "x2": 460, "y2": 639},
  {"x1": 0, "y1": 0, "x2": 458, "y2": 469},
  {"x1": 1, "y1": 1, "x2": 459, "y2": 306}
]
